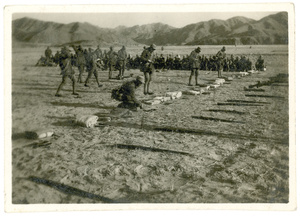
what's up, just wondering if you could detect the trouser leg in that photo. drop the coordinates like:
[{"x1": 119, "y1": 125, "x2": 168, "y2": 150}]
[
  {"x1": 55, "y1": 76, "x2": 67, "y2": 95},
  {"x1": 93, "y1": 69, "x2": 101, "y2": 86},
  {"x1": 144, "y1": 72, "x2": 150, "y2": 94},
  {"x1": 78, "y1": 65, "x2": 84, "y2": 83},
  {"x1": 147, "y1": 73, "x2": 152, "y2": 93},
  {"x1": 109, "y1": 65, "x2": 113, "y2": 79},
  {"x1": 195, "y1": 69, "x2": 199, "y2": 85},
  {"x1": 85, "y1": 70, "x2": 92, "y2": 85},
  {"x1": 71, "y1": 75, "x2": 76, "y2": 94},
  {"x1": 189, "y1": 69, "x2": 194, "y2": 85}
]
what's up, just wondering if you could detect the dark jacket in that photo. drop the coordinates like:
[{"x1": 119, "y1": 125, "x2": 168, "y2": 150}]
[{"x1": 120, "y1": 80, "x2": 141, "y2": 106}]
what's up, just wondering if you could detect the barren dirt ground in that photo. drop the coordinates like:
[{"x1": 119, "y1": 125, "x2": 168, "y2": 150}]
[{"x1": 10, "y1": 45, "x2": 289, "y2": 204}]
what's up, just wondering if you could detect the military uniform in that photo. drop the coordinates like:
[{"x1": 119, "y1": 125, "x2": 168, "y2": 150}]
[
  {"x1": 45, "y1": 47, "x2": 52, "y2": 63},
  {"x1": 55, "y1": 47, "x2": 78, "y2": 97},
  {"x1": 255, "y1": 55, "x2": 265, "y2": 71},
  {"x1": 107, "y1": 47, "x2": 118, "y2": 79},
  {"x1": 115, "y1": 76, "x2": 144, "y2": 110},
  {"x1": 72, "y1": 45, "x2": 86, "y2": 83},
  {"x1": 140, "y1": 47, "x2": 155, "y2": 73},
  {"x1": 117, "y1": 46, "x2": 127, "y2": 79},
  {"x1": 216, "y1": 46, "x2": 226, "y2": 77},
  {"x1": 95, "y1": 46, "x2": 103, "y2": 59},
  {"x1": 140, "y1": 44, "x2": 156, "y2": 95},
  {"x1": 84, "y1": 49, "x2": 102, "y2": 87},
  {"x1": 188, "y1": 47, "x2": 201, "y2": 86}
]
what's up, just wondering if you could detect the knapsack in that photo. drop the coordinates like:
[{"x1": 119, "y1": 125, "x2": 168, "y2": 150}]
[{"x1": 111, "y1": 87, "x2": 123, "y2": 101}]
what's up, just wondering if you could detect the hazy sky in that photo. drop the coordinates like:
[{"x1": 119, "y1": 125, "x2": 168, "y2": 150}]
[{"x1": 12, "y1": 11, "x2": 279, "y2": 28}]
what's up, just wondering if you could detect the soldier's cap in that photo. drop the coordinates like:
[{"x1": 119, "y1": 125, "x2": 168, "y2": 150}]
[
  {"x1": 136, "y1": 76, "x2": 145, "y2": 84},
  {"x1": 150, "y1": 44, "x2": 156, "y2": 50}
]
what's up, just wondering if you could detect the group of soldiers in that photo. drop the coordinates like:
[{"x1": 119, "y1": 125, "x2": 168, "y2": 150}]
[
  {"x1": 53, "y1": 44, "x2": 157, "y2": 100},
  {"x1": 46, "y1": 44, "x2": 265, "y2": 110},
  {"x1": 126, "y1": 51, "x2": 264, "y2": 73}
]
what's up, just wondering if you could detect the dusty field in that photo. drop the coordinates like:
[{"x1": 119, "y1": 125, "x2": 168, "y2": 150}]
[{"x1": 10, "y1": 45, "x2": 289, "y2": 204}]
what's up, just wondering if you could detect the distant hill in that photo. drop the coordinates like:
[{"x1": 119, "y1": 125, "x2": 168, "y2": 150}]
[{"x1": 12, "y1": 12, "x2": 288, "y2": 46}]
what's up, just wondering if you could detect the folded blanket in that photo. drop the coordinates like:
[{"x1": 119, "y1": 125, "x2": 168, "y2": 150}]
[{"x1": 75, "y1": 115, "x2": 98, "y2": 128}]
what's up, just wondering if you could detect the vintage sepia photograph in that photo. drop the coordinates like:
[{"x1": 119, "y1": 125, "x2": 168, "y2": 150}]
[{"x1": 4, "y1": 3, "x2": 296, "y2": 212}]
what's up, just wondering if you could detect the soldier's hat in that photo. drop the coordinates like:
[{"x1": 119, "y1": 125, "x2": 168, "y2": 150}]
[
  {"x1": 196, "y1": 47, "x2": 201, "y2": 52},
  {"x1": 150, "y1": 44, "x2": 156, "y2": 50},
  {"x1": 222, "y1": 46, "x2": 226, "y2": 51},
  {"x1": 136, "y1": 76, "x2": 145, "y2": 84}
]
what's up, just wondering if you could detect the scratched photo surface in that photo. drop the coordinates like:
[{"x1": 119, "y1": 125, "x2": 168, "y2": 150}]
[{"x1": 10, "y1": 10, "x2": 290, "y2": 205}]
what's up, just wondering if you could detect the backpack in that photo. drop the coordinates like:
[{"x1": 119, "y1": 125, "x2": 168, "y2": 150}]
[{"x1": 111, "y1": 87, "x2": 123, "y2": 101}]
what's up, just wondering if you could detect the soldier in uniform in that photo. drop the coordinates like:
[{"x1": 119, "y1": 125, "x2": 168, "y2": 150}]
[
  {"x1": 140, "y1": 44, "x2": 156, "y2": 95},
  {"x1": 107, "y1": 46, "x2": 118, "y2": 79},
  {"x1": 53, "y1": 51, "x2": 60, "y2": 65},
  {"x1": 216, "y1": 46, "x2": 226, "y2": 78},
  {"x1": 55, "y1": 47, "x2": 78, "y2": 97},
  {"x1": 117, "y1": 46, "x2": 128, "y2": 79},
  {"x1": 84, "y1": 48, "x2": 102, "y2": 88},
  {"x1": 113, "y1": 76, "x2": 145, "y2": 110},
  {"x1": 255, "y1": 55, "x2": 265, "y2": 71},
  {"x1": 95, "y1": 45, "x2": 103, "y2": 59},
  {"x1": 72, "y1": 45, "x2": 86, "y2": 83},
  {"x1": 45, "y1": 46, "x2": 52, "y2": 64},
  {"x1": 188, "y1": 47, "x2": 201, "y2": 86}
]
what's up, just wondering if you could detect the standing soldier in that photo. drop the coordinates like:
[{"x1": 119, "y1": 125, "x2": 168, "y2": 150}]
[
  {"x1": 107, "y1": 46, "x2": 118, "y2": 79},
  {"x1": 72, "y1": 45, "x2": 86, "y2": 83},
  {"x1": 188, "y1": 47, "x2": 201, "y2": 86},
  {"x1": 140, "y1": 44, "x2": 156, "y2": 95},
  {"x1": 55, "y1": 47, "x2": 78, "y2": 97},
  {"x1": 84, "y1": 48, "x2": 102, "y2": 88},
  {"x1": 117, "y1": 46, "x2": 128, "y2": 80},
  {"x1": 95, "y1": 45, "x2": 103, "y2": 59},
  {"x1": 216, "y1": 46, "x2": 226, "y2": 78},
  {"x1": 45, "y1": 46, "x2": 52, "y2": 64}
]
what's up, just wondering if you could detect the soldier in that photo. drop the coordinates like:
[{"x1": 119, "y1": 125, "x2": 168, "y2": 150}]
[
  {"x1": 112, "y1": 76, "x2": 145, "y2": 110},
  {"x1": 235, "y1": 56, "x2": 240, "y2": 72},
  {"x1": 188, "y1": 47, "x2": 201, "y2": 86},
  {"x1": 229, "y1": 55, "x2": 236, "y2": 72},
  {"x1": 140, "y1": 44, "x2": 156, "y2": 95},
  {"x1": 45, "y1": 46, "x2": 52, "y2": 64},
  {"x1": 216, "y1": 46, "x2": 226, "y2": 78},
  {"x1": 95, "y1": 45, "x2": 103, "y2": 59},
  {"x1": 84, "y1": 48, "x2": 102, "y2": 88},
  {"x1": 174, "y1": 55, "x2": 182, "y2": 70},
  {"x1": 72, "y1": 45, "x2": 86, "y2": 83},
  {"x1": 55, "y1": 47, "x2": 78, "y2": 97},
  {"x1": 166, "y1": 54, "x2": 174, "y2": 70},
  {"x1": 53, "y1": 51, "x2": 60, "y2": 65},
  {"x1": 255, "y1": 55, "x2": 265, "y2": 71},
  {"x1": 117, "y1": 46, "x2": 128, "y2": 79},
  {"x1": 107, "y1": 46, "x2": 118, "y2": 79}
]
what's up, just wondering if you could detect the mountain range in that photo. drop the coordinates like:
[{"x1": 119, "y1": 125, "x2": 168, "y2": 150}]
[{"x1": 12, "y1": 12, "x2": 288, "y2": 46}]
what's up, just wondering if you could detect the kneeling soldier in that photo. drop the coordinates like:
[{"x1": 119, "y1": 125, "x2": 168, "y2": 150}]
[{"x1": 112, "y1": 76, "x2": 144, "y2": 110}]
